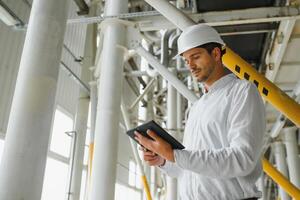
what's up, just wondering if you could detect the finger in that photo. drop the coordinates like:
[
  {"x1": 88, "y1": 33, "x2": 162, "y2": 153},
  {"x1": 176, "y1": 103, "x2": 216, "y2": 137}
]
[
  {"x1": 134, "y1": 131, "x2": 148, "y2": 141},
  {"x1": 144, "y1": 153, "x2": 157, "y2": 159},
  {"x1": 146, "y1": 129, "x2": 160, "y2": 141},
  {"x1": 146, "y1": 156, "x2": 159, "y2": 163},
  {"x1": 138, "y1": 146, "x2": 148, "y2": 152},
  {"x1": 134, "y1": 132, "x2": 153, "y2": 149},
  {"x1": 147, "y1": 158, "x2": 161, "y2": 166},
  {"x1": 144, "y1": 151, "x2": 156, "y2": 156},
  {"x1": 134, "y1": 131, "x2": 141, "y2": 137},
  {"x1": 144, "y1": 151, "x2": 158, "y2": 156},
  {"x1": 144, "y1": 155, "x2": 158, "y2": 162},
  {"x1": 134, "y1": 131, "x2": 142, "y2": 141}
]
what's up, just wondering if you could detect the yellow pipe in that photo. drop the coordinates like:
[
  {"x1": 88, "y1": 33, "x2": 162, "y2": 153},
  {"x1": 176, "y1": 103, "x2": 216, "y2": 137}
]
[
  {"x1": 262, "y1": 157, "x2": 300, "y2": 199},
  {"x1": 223, "y1": 47, "x2": 300, "y2": 127},
  {"x1": 88, "y1": 142, "x2": 94, "y2": 182},
  {"x1": 141, "y1": 175, "x2": 153, "y2": 200}
]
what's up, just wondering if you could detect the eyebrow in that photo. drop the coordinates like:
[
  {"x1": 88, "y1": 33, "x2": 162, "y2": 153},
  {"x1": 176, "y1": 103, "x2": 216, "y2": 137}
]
[{"x1": 185, "y1": 52, "x2": 202, "y2": 62}]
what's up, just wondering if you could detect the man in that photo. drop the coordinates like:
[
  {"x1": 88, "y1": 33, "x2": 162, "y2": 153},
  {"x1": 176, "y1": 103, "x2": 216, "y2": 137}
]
[{"x1": 134, "y1": 24, "x2": 266, "y2": 200}]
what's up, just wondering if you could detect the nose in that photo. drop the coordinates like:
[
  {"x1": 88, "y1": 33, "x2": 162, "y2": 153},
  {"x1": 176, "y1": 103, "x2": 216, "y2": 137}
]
[{"x1": 188, "y1": 62, "x2": 197, "y2": 71}]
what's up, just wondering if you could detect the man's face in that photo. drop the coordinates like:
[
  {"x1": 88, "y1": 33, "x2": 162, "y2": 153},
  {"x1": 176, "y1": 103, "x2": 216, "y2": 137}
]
[{"x1": 182, "y1": 47, "x2": 216, "y2": 82}]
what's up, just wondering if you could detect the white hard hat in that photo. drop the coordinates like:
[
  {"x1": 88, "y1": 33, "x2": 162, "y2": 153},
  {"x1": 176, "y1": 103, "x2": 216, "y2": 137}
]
[{"x1": 177, "y1": 24, "x2": 225, "y2": 56}]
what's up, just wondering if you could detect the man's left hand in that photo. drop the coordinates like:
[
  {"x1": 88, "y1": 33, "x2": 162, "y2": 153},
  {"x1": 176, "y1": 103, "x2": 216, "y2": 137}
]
[{"x1": 134, "y1": 130, "x2": 175, "y2": 162}]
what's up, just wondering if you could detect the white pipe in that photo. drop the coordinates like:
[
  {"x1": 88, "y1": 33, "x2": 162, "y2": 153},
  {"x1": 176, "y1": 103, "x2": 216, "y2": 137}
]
[
  {"x1": 150, "y1": 166, "x2": 157, "y2": 198},
  {"x1": 89, "y1": 83, "x2": 97, "y2": 143},
  {"x1": 129, "y1": 78, "x2": 156, "y2": 111},
  {"x1": 166, "y1": 68, "x2": 178, "y2": 200},
  {"x1": 89, "y1": 0, "x2": 128, "y2": 199},
  {"x1": 145, "y1": 44, "x2": 159, "y2": 78},
  {"x1": 144, "y1": 0, "x2": 195, "y2": 30},
  {"x1": 272, "y1": 142, "x2": 291, "y2": 200},
  {"x1": 67, "y1": 131, "x2": 78, "y2": 200},
  {"x1": 135, "y1": 45, "x2": 198, "y2": 104},
  {"x1": 69, "y1": 4, "x2": 97, "y2": 199},
  {"x1": 283, "y1": 127, "x2": 300, "y2": 188},
  {"x1": 0, "y1": 0, "x2": 69, "y2": 199},
  {"x1": 176, "y1": 42, "x2": 184, "y2": 139},
  {"x1": 69, "y1": 96, "x2": 89, "y2": 200},
  {"x1": 120, "y1": 101, "x2": 145, "y2": 176}
]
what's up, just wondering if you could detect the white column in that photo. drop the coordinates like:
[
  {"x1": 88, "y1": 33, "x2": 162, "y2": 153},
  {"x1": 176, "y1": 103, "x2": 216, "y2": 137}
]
[
  {"x1": 166, "y1": 68, "x2": 178, "y2": 200},
  {"x1": 69, "y1": 5, "x2": 97, "y2": 200},
  {"x1": 0, "y1": 0, "x2": 69, "y2": 199},
  {"x1": 89, "y1": 0, "x2": 128, "y2": 199},
  {"x1": 283, "y1": 127, "x2": 300, "y2": 188},
  {"x1": 272, "y1": 142, "x2": 291, "y2": 200}
]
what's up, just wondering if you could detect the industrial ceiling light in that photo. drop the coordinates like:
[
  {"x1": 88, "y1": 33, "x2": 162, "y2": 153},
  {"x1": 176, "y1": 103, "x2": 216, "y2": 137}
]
[{"x1": 0, "y1": 1, "x2": 21, "y2": 26}]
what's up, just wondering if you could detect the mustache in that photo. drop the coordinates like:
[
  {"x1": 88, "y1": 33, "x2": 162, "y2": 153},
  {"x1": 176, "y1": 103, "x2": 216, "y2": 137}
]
[{"x1": 191, "y1": 69, "x2": 201, "y2": 74}]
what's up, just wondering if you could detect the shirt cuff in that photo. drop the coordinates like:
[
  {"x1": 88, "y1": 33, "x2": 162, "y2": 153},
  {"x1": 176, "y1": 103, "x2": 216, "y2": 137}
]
[
  {"x1": 173, "y1": 149, "x2": 189, "y2": 169},
  {"x1": 159, "y1": 160, "x2": 172, "y2": 171}
]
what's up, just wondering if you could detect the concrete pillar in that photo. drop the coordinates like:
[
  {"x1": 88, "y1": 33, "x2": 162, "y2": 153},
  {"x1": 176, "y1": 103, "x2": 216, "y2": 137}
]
[
  {"x1": 283, "y1": 127, "x2": 300, "y2": 188},
  {"x1": 272, "y1": 142, "x2": 291, "y2": 200},
  {"x1": 68, "y1": 5, "x2": 97, "y2": 200},
  {"x1": 0, "y1": 0, "x2": 69, "y2": 199},
  {"x1": 166, "y1": 68, "x2": 178, "y2": 200},
  {"x1": 89, "y1": 0, "x2": 128, "y2": 199}
]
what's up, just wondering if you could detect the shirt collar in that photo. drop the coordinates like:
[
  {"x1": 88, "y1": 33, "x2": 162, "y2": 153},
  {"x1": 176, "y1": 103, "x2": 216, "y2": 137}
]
[{"x1": 201, "y1": 73, "x2": 236, "y2": 94}]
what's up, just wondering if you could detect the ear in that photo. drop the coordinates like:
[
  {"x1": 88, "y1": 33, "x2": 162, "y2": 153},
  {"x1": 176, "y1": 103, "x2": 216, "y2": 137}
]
[{"x1": 212, "y1": 47, "x2": 221, "y2": 62}]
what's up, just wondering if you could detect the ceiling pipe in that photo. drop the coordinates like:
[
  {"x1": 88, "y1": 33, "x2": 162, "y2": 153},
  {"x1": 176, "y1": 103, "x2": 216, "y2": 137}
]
[{"x1": 73, "y1": 0, "x2": 89, "y2": 15}]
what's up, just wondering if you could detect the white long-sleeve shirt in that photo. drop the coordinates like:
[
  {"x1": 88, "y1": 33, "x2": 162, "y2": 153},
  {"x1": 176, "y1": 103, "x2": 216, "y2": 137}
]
[{"x1": 160, "y1": 73, "x2": 266, "y2": 200}]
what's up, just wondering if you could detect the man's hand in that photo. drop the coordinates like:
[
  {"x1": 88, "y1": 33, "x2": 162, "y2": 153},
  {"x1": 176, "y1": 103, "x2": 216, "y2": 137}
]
[
  {"x1": 142, "y1": 149, "x2": 165, "y2": 166},
  {"x1": 134, "y1": 129, "x2": 175, "y2": 162}
]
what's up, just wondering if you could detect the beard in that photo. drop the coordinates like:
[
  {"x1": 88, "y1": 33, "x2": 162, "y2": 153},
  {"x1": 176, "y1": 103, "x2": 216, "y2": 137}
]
[{"x1": 195, "y1": 64, "x2": 215, "y2": 83}]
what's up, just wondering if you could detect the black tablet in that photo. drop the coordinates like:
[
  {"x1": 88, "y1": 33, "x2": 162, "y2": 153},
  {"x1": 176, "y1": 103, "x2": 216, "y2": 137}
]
[{"x1": 126, "y1": 120, "x2": 185, "y2": 150}]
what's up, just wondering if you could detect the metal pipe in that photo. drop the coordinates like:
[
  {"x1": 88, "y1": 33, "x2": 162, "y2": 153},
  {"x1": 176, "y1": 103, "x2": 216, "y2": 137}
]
[
  {"x1": 73, "y1": 0, "x2": 89, "y2": 15},
  {"x1": 125, "y1": 68, "x2": 190, "y2": 77},
  {"x1": 283, "y1": 127, "x2": 300, "y2": 188},
  {"x1": 88, "y1": 82, "x2": 97, "y2": 175},
  {"x1": 161, "y1": 30, "x2": 174, "y2": 66},
  {"x1": 272, "y1": 142, "x2": 291, "y2": 200},
  {"x1": 176, "y1": 38, "x2": 185, "y2": 137},
  {"x1": 262, "y1": 158, "x2": 300, "y2": 199},
  {"x1": 135, "y1": 45, "x2": 198, "y2": 103},
  {"x1": 67, "y1": 6, "x2": 300, "y2": 27},
  {"x1": 166, "y1": 68, "x2": 178, "y2": 200},
  {"x1": 145, "y1": 0, "x2": 300, "y2": 126},
  {"x1": 144, "y1": 43, "x2": 159, "y2": 77},
  {"x1": 89, "y1": 0, "x2": 128, "y2": 199},
  {"x1": 265, "y1": 19, "x2": 296, "y2": 82},
  {"x1": 121, "y1": 101, "x2": 152, "y2": 200},
  {"x1": 69, "y1": 4, "x2": 97, "y2": 199},
  {"x1": 60, "y1": 61, "x2": 90, "y2": 94},
  {"x1": 0, "y1": 0, "x2": 24, "y2": 26},
  {"x1": 129, "y1": 78, "x2": 156, "y2": 111},
  {"x1": 191, "y1": 0, "x2": 197, "y2": 13},
  {"x1": 144, "y1": 0, "x2": 194, "y2": 30},
  {"x1": 66, "y1": 131, "x2": 78, "y2": 200},
  {"x1": 84, "y1": 83, "x2": 97, "y2": 200},
  {"x1": 0, "y1": 0, "x2": 69, "y2": 199}
]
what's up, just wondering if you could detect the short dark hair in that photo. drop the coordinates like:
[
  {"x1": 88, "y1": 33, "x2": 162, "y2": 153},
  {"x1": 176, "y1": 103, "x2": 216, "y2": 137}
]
[{"x1": 196, "y1": 42, "x2": 225, "y2": 58}]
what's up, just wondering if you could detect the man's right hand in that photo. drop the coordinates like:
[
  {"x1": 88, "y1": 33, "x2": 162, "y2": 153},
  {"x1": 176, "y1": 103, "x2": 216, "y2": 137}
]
[{"x1": 142, "y1": 149, "x2": 166, "y2": 167}]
